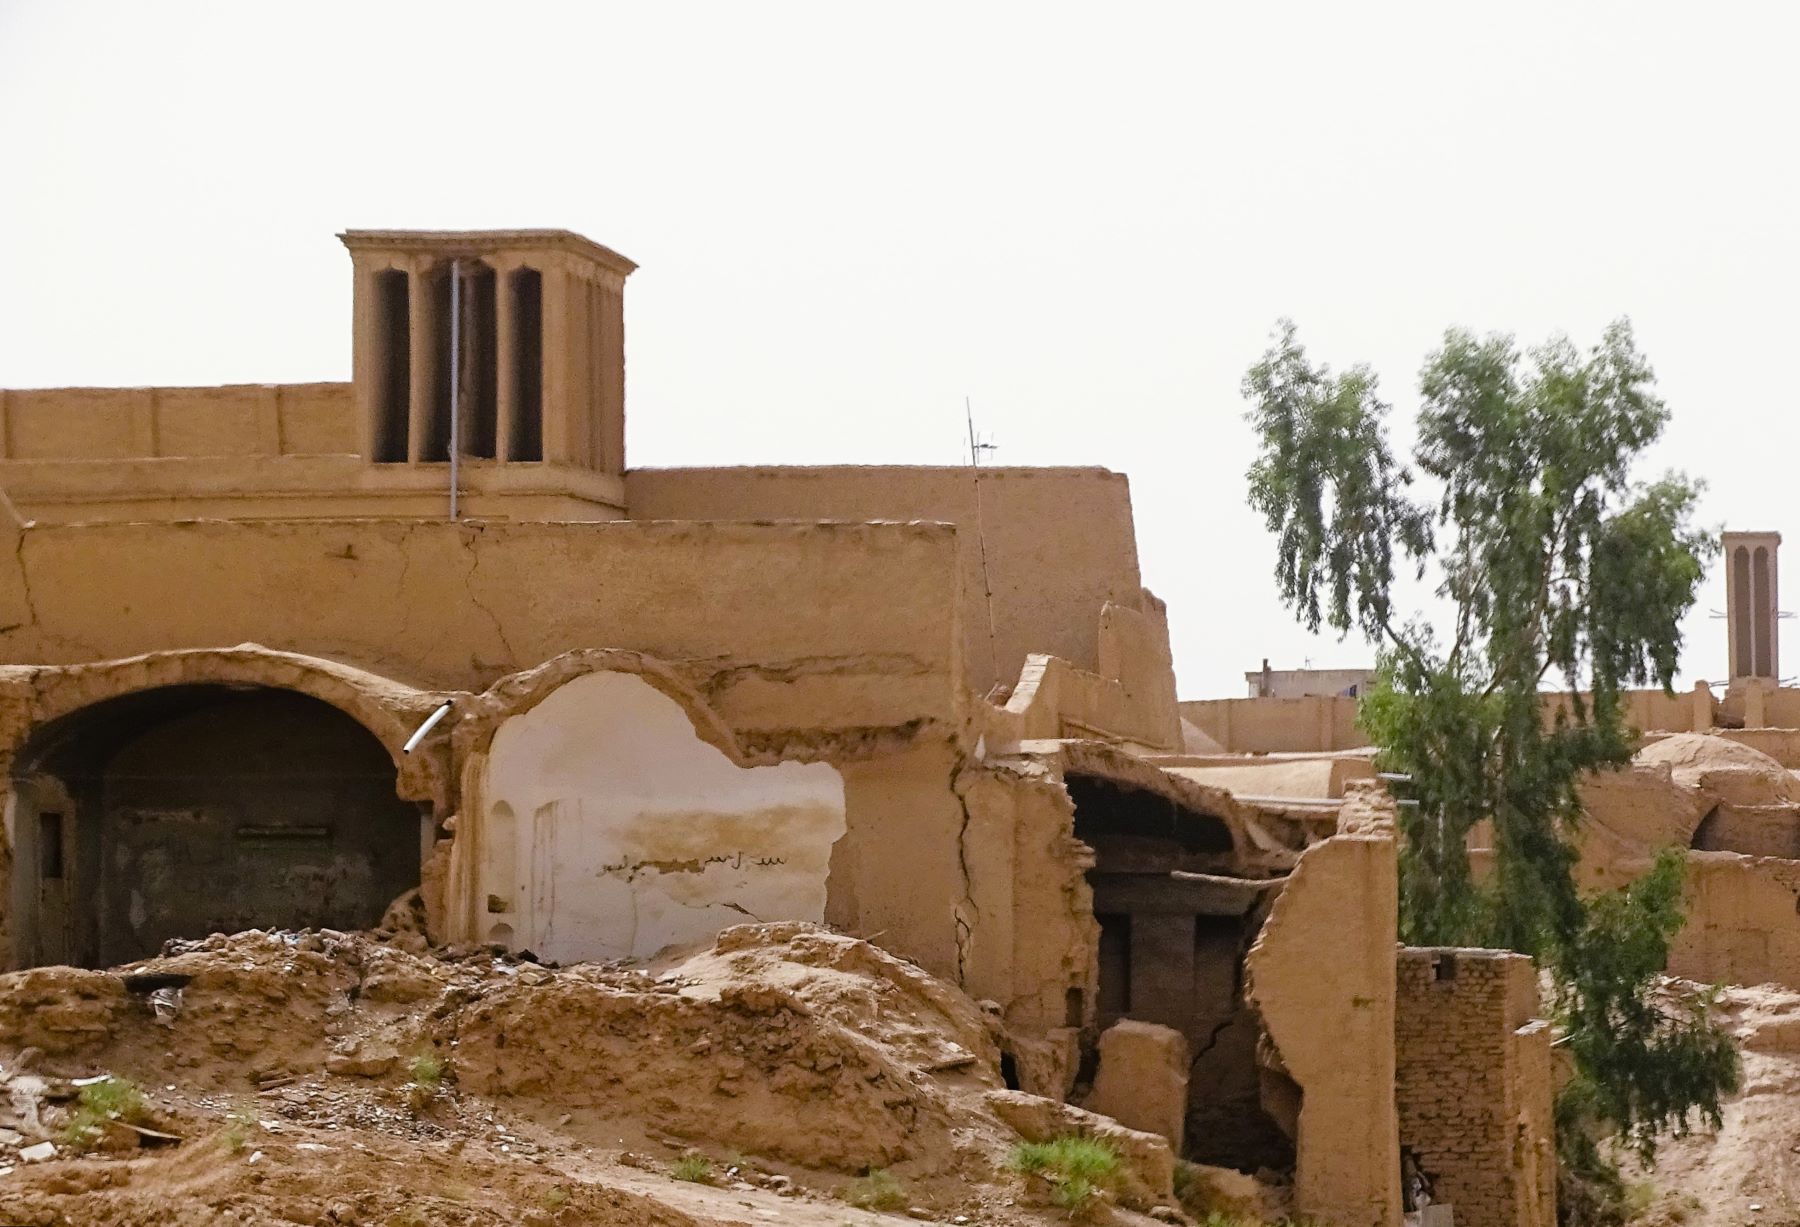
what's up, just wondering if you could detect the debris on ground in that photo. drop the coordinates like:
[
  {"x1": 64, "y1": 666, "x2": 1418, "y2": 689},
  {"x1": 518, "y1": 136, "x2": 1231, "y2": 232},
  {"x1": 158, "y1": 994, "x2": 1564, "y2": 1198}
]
[{"x1": 0, "y1": 922, "x2": 1201, "y2": 1225}]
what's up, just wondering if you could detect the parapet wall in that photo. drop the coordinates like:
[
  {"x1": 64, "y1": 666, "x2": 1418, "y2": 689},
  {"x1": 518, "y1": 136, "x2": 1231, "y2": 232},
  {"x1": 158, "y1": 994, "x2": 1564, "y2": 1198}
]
[
  {"x1": 1395, "y1": 948, "x2": 1554, "y2": 1227},
  {"x1": 0, "y1": 384, "x2": 356, "y2": 460},
  {"x1": 1180, "y1": 695, "x2": 1366, "y2": 754},
  {"x1": 626, "y1": 466, "x2": 1151, "y2": 696},
  {"x1": 1184, "y1": 686, "x2": 1714, "y2": 755}
]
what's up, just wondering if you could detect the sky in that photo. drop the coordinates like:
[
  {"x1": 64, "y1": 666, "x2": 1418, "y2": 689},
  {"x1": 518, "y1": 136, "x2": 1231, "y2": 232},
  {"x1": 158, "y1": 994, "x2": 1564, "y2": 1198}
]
[{"x1": 2, "y1": 1, "x2": 1796, "y2": 699}]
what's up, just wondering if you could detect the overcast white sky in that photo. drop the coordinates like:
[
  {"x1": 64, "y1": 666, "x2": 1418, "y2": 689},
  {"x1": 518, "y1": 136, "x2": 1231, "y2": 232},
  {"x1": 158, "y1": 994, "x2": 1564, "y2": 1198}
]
[{"x1": 2, "y1": 2, "x2": 1796, "y2": 699}]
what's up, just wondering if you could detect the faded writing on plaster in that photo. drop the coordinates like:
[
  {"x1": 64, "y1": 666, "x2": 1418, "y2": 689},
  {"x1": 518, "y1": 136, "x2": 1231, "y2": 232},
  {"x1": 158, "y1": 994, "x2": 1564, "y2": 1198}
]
[{"x1": 600, "y1": 851, "x2": 790, "y2": 878}]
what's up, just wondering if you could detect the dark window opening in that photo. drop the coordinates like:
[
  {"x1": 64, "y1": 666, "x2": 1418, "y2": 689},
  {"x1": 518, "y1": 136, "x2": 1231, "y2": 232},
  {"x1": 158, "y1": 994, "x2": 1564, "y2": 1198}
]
[
  {"x1": 372, "y1": 270, "x2": 410, "y2": 463},
  {"x1": 1733, "y1": 546, "x2": 1752, "y2": 677},
  {"x1": 38, "y1": 811, "x2": 64, "y2": 880},
  {"x1": 422, "y1": 261, "x2": 501, "y2": 462},
  {"x1": 509, "y1": 269, "x2": 544, "y2": 461},
  {"x1": 1755, "y1": 546, "x2": 1774, "y2": 677},
  {"x1": 1434, "y1": 953, "x2": 1458, "y2": 982},
  {"x1": 424, "y1": 266, "x2": 454, "y2": 462},
  {"x1": 463, "y1": 263, "x2": 498, "y2": 460},
  {"x1": 1064, "y1": 986, "x2": 1085, "y2": 1029},
  {"x1": 1096, "y1": 912, "x2": 1132, "y2": 1024}
]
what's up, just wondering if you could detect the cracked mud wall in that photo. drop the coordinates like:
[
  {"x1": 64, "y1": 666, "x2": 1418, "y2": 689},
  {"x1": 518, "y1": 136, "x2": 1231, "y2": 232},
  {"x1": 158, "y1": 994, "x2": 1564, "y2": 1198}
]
[
  {"x1": 952, "y1": 761, "x2": 1098, "y2": 1038},
  {"x1": 0, "y1": 518, "x2": 959, "y2": 748},
  {"x1": 1246, "y1": 783, "x2": 1401, "y2": 1227},
  {"x1": 1669, "y1": 854, "x2": 1800, "y2": 988},
  {"x1": 477, "y1": 670, "x2": 846, "y2": 963},
  {"x1": 825, "y1": 741, "x2": 970, "y2": 983}
]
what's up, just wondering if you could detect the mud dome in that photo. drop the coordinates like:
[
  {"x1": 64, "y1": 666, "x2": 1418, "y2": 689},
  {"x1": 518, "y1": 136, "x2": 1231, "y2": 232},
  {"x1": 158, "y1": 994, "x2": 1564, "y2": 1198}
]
[{"x1": 8, "y1": 685, "x2": 422, "y2": 968}]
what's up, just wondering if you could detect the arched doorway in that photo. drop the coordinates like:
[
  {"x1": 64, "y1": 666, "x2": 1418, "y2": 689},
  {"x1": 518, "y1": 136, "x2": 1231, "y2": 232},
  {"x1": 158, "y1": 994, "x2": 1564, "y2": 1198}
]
[{"x1": 11, "y1": 685, "x2": 424, "y2": 968}]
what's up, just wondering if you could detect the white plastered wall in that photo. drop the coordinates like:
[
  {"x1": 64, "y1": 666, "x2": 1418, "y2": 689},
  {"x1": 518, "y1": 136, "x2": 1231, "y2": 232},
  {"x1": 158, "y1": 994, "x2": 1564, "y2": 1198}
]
[{"x1": 479, "y1": 671, "x2": 846, "y2": 962}]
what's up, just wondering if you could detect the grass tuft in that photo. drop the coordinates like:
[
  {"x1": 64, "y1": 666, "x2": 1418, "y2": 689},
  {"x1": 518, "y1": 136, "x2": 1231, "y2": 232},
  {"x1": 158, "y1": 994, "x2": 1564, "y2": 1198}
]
[
  {"x1": 404, "y1": 1051, "x2": 445, "y2": 1112},
  {"x1": 844, "y1": 1167, "x2": 907, "y2": 1211},
  {"x1": 672, "y1": 1154, "x2": 715, "y2": 1184},
  {"x1": 221, "y1": 1103, "x2": 257, "y2": 1153},
  {"x1": 62, "y1": 1076, "x2": 148, "y2": 1150},
  {"x1": 1007, "y1": 1135, "x2": 1122, "y2": 1218}
]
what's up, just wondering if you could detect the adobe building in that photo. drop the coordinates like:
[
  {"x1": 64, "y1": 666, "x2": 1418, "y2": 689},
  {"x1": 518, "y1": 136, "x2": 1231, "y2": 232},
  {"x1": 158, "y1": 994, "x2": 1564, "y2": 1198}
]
[{"x1": 0, "y1": 229, "x2": 1551, "y2": 1227}]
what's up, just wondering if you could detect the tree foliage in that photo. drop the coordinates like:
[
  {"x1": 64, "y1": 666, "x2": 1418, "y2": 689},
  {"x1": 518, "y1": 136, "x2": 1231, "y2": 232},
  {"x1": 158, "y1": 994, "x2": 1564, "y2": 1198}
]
[{"x1": 1244, "y1": 320, "x2": 1737, "y2": 1222}]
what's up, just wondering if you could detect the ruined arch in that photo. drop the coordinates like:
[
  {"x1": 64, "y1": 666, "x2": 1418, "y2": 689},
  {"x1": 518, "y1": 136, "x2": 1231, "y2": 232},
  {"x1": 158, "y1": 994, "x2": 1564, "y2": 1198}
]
[
  {"x1": 1, "y1": 647, "x2": 456, "y2": 969},
  {"x1": 0, "y1": 646, "x2": 450, "y2": 803},
  {"x1": 442, "y1": 650, "x2": 846, "y2": 963},
  {"x1": 454, "y1": 648, "x2": 747, "y2": 766}
]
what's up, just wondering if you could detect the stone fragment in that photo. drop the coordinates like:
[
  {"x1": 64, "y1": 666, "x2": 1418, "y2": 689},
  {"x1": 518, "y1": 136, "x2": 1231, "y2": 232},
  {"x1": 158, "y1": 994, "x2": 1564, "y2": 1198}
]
[
  {"x1": 325, "y1": 1041, "x2": 399, "y2": 1078},
  {"x1": 1082, "y1": 1019, "x2": 1188, "y2": 1152}
]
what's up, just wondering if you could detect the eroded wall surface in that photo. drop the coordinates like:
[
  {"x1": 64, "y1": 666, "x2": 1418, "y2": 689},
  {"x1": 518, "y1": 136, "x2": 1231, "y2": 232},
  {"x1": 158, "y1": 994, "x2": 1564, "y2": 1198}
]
[
  {"x1": 625, "y1": 466, "x2": 1150, "y2": 696},
  {"x1": 1246, "y1": 783, "x2": 1401, "y2": 1227},
  {"x1": 1669, "y1": 854, "x2": 1800, "y2": 988},
  {"x1": 952, "y1": 758, "x2": 1097, "y2": 1035},
  {"x1": 828, "y1": 742, "x2": 970, "y2": 984},
  {"x1": 1395, "y1": 949, "x2": 1555, "y2": 1227},
  {"x1": 478, "y1": 671, "x2": 845, "y2": 962}
]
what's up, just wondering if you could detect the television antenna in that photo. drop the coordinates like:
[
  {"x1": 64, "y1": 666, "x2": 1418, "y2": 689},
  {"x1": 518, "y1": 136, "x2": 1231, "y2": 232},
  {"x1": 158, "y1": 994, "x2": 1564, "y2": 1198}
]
[{"x1": 965, "y1": 398, "x2": 1000, "y2": 687}]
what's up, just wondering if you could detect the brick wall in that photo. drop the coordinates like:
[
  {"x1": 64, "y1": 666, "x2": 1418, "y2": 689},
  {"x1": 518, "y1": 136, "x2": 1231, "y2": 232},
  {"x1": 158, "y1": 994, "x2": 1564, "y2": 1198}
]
[{"x1": 1395, "y1": 948, "x2": 1555, "y2": 1227}]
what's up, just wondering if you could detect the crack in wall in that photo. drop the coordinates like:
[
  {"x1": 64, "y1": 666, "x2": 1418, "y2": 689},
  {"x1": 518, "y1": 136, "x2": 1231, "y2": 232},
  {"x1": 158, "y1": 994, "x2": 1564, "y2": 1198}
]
[
  {"x1": 10, "y1": 531, "x2": 38, "y2": 632},
  {"x1": 11, "y1": 535, "x2": 106, "y2": 662},
  {"x1": 694, "y1": 654, "x2": 938, "y2": 702},
  {"x1": 949, "y1": 753, "x2": 980, "y2": 987},
  {"x1": 1187, "y1": 1011, "x2": 1240, "y2": 1067},
  {"x1": 735, "y1": 719, "x2": 932, "y2": 764},
  {"x1": 458, "y1": 528, "x2": 518, "y2": 664}
]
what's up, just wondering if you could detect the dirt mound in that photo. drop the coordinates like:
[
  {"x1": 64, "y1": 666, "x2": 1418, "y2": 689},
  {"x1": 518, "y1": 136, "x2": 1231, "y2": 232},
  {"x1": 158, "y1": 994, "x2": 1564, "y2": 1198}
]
[
  {"x1": 452, "y1": 923, "x2": 1000, "y2": 1171},
  {"x1": 1630, "y1": 982, "x2": 1800, "y2": 1227},
  {"x1": 0, "y1": 923, "x2": 1184, "y2": 1226}
]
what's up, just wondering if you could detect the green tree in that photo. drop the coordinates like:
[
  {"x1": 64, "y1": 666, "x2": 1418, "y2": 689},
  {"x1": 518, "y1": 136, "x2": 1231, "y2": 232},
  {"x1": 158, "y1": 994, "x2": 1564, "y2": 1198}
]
[{"x1": 1243, "y1": 319, "x2": 1738, "y2": 1224}]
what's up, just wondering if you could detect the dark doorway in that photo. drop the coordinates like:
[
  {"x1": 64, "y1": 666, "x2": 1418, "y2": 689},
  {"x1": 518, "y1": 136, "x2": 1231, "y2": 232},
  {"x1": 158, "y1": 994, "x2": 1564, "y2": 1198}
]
[
  {"x1": 12, "y1": 686, "x2": 423, "y2": 968},
  {"x1": 1070, "y1": 773, "x2": 1295, "y2": 1175}
]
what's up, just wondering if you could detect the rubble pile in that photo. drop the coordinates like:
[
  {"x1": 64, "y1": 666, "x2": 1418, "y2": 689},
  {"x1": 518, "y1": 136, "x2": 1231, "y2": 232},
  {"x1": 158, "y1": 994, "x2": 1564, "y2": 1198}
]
[{"x1": 0, "y1": 923, "x2": 1190, "y2": 1226}]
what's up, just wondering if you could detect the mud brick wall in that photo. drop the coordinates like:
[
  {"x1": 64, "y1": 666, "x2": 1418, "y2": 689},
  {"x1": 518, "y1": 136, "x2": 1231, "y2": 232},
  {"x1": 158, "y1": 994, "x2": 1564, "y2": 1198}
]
[{"x1": 1395, "y1": 948, "x2": 1555, "y2": 1227}]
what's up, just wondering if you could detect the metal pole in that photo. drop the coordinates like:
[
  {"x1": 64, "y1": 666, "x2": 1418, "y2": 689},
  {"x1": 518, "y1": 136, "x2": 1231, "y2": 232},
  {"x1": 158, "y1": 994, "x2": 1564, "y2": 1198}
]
[
  {"x1": 965, "y1": 397, "x2": 999, "y2": 686},
  {"x1": 449, "y1": 259, "x2": 461, "y2": 521}
]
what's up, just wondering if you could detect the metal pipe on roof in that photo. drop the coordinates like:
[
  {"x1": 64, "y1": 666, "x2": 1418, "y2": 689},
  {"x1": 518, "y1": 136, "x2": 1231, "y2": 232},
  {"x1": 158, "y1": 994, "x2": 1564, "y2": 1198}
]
[
  {"x1": 449, "y1": 258, "x2": 461, "y2": 522},
  {"x1": 403, "y1": 701, "x2": 453, "y2": 754}
]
